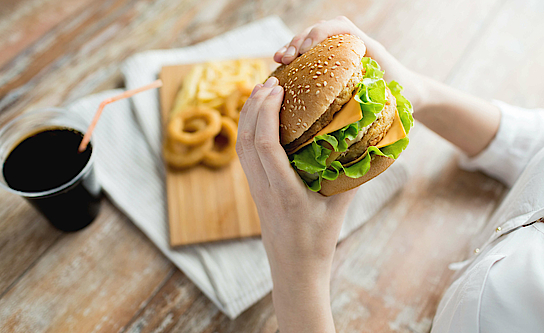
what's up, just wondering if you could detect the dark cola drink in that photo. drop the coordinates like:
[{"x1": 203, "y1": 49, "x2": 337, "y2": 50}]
[{"x1": 2, "y1": 127, "x2": 101, "y2": 231}]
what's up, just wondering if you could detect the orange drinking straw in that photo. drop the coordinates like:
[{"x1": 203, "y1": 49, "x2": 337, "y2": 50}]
[{"x1": 78, "y1": 79, "x2": 163, "y2": 152}]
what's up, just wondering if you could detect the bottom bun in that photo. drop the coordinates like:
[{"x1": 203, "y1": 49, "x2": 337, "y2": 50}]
[{"x1": 319, "y1": 155, "x2": 395, "y2": 196}]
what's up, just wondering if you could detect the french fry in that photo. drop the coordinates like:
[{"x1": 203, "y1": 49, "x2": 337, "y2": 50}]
[{"x1": 170, "y1": 59, "x2": 268, "y2": 118}]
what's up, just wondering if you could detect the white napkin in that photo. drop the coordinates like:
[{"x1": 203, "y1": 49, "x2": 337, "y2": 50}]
[{"x1": 67, "y1": 16, "x2": 408, "y2": 319}]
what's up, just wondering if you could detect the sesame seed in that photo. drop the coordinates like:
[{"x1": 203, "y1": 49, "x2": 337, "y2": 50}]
[
  {"x1": 313, "y1": 75, "x2": 318, "y2": 79},
  {"x1": 318, "y1": 65, "x2": 323, "y2": 69},
  {"x1": 316, "y1": 90, "x2": 320, "y2": 95},
  {"x1": 335, "y1": 61, "x2": 341, "y2": 66},
  {"x1": 324, "y1": 61, "x2": 328, "y2": 65},
  {"x1": 305, "y1": 85, "x2": 310, "y2": 88},
  {"x1": 316, "y1": 83, "x2": 321, "y2": 87},
  {"x1": 316, "y1": 71, "x2": 321, "y2": 75},
  {"x1": 317, "y1": 60, "x2": 321, "y2": 64},
  {"x1": 331, "y1": 66, "x2": 337, "y2": 70},
  {"x1": 331, "y1": 55, "x2": 335, "y2": 58},
  {"x1": 292, "y1": 130, "x2": 296, "y2": 133},
  {"x1": 303, "y1": 122, "x2": 307, "y2": 127},
  {"x1": 286, "y1": 100, "x2": 290, "y2": 104},
  {"x1": 337, "y1": 44, "x2": 341, "y2": 47},
  {"x1": 306, "y1": 89, "x2": 310, "y2": 93},
  {"x1": 303, "y1": 106, "x2": 306, "y2": 110},
  {"x1": 324, "y1": 69, "x2": 328, "y2": 73},
  {"x1": 331, "y1": 73, "x2": 334, "y2": 77},
  {"x1": 323, "y1": 81, "x2": 327, "y2": 86}
]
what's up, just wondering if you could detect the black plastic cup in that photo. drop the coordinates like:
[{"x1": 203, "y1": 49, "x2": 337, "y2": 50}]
[{"x1": 0, "y1": 108, "x2": 102, "y2": 232}]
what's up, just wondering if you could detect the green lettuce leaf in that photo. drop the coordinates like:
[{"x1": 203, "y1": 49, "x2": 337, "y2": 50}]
[
  {"x1": 288, "y1": 58, "x2": 414, "y2": 192},
  {"x1": 361, "y1": 57, "x2": 384, "y2": 79},
  {"x1": 387, "y1": 80, "x2": 414, "y2": 134}
]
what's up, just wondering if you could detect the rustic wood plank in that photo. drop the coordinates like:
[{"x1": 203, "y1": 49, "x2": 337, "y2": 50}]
[
  {"x1": 0, "y1": 200, "x2": 174, "y2": 333},
  {"x1": 0, "y1": 0, "x2": 99, "y2": 69},
  {"x1": 0, "y1": 193, "x2": 61, "y2": 295},
  {"x1": 120, "y1": 270, "x2": 279, "y2": 333}
]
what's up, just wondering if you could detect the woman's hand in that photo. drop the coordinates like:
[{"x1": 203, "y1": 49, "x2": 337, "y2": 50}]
[
  {"x1": 236, "y1": 76, "x2": 357, "y2": 333},
  {"x1": 274, "y1": 16, "x2": 426, "y2": 110}
]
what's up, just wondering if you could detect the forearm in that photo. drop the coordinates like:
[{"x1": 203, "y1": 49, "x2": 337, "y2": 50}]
[
  {"x1": 413, "y1": 73, "x2": 501, "y2": 157},
  {"x1": 271, "y1": 268, "x2": 335, "y2": 333}
]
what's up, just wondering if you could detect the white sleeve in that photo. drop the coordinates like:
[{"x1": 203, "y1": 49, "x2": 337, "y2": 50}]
[{"x1": 458, "y1": 100, "x2": 544, "y2": 187}]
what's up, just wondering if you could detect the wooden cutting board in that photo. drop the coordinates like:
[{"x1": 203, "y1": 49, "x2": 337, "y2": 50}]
[{"x1": 159, "y1": 59, "x2": 278, "y2": 247}]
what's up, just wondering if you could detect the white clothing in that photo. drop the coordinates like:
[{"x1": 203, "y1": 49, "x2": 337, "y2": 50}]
[{"x1": 432, "y1": 101, "x2": 544, "y2": 333}]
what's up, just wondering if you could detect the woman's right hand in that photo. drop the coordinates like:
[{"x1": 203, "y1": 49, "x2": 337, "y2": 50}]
[{"x1": 274, "y1": 16, "x2": 426, "y2": 110}]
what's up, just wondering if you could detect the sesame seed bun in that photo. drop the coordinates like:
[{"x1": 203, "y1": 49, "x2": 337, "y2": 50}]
[{"x1": 272, "y1": 34, "x2": 367, "y2": 149}]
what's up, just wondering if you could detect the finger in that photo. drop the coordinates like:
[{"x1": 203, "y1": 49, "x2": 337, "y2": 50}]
[
  {"x1": 253, "y1": 83, "x2": 303, "y2": 191},
  {"x1": 237, "y1": 79, "x2": 278, "y2": 187},
  {"x1": 299, "y1": 16, "x2": 361, "y2": 54},
  {"x1": 237, "y1": 83, "x2": 268, "y2": 179},
  {"x1": 280, "y1": 25, "x2": 315, "y2": 65},
  {"x1": 273, "y1": 44, "x2": 288, "y2": 63}
]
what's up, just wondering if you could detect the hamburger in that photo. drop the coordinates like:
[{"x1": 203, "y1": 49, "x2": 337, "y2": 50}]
[{"x1": 271, "y1": 34, "x2": 413, "y2": 196}]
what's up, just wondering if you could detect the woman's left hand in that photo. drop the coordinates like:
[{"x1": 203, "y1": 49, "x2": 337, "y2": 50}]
[{"x1": 236, "y1": 76, "x2": 357, "y2": 333}]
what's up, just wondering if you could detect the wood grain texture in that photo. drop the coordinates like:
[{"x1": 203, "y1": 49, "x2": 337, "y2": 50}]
[
  {"x1": 0, "y1": 200, "x2": 174, "y2": 333},
  {"x1": 1, "y1": 0, "x2": 542, "y2": 332},
  {"x1": 0, "y1": 193, "x2": 62, "y2": 295},
  {"x1": 159, "y1": 64, "x2": 262, "y2": 246}
]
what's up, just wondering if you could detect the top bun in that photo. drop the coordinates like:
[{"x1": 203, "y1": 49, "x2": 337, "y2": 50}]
[{"x1": 272, "y1": 34, "x2": 367, "y2": 147}]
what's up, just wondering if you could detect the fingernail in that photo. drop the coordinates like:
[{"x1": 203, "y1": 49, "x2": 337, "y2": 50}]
[
  {"x1": 284, "y1": 46, "x2": 296, "y2": 57},
  {"x1": 264, "y1": 77, "x2": 277, "y2": 88},
  {"x1": 300, "y1": 38, "x2": 312, "y2": 52},
  {"x1": 250, "y1": 84, "x2": 263, "y2": 97},
  {"x1": 270, "y1": 85, "x2": 283, "y2": 95},
  {"x1": 277, "y1": 46, "x2": 287, "y2": 54}
]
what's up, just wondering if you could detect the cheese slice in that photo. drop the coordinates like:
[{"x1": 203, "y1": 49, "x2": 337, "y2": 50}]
[
  {"x1": 343, "y1": 107, "x2": 407, "y2": 167},
  {"x1": 375, "y1": 107, "x2": 407, "y2": 148},
  {"x1": 289, "y1": 94, "x2": 363, "y2": 154}
]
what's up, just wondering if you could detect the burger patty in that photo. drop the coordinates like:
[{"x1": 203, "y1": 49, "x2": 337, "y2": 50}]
[
  {"x1": 337, "y1": 88, "x2": 397, "y2": 164},
  {"x1": 284, "y1": 69, "x2": 365, "y2": 154}
]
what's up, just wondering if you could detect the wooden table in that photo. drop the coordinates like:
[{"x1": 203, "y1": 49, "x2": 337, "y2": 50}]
[{"x1": 1, "y1": 0, "x2": 543, "y2": 332}]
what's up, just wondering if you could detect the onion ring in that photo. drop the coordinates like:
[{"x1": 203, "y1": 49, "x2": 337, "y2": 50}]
[
  {"x1": 202, "y1": 117, "x2": 238, "y2": 168},
  {"x1": 163, "y1": 137, "x2": 213, "y2": 169},
  {"x1": 167, "y1": 107, "x2": 221, "y2": 145},
  {"x1": 224, "y1": 84, "x2": 252, "y2": 123}
]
